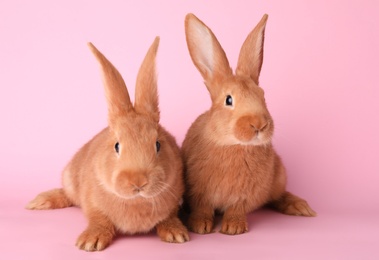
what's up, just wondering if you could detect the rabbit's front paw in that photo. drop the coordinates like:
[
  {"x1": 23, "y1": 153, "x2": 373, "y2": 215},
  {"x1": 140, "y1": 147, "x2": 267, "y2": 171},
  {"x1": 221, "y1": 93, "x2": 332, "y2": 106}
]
[
  {"x1": 158, "y1": 224, "x2": 189, "y2": 243},
  {"x1": 220, "y1": 215, "x2": 248, "y2": 235},
  {"x1": 76, "y1": 228, "x2": 113, "y2": 251},
  {"x1": 188, "y1": 215, "x2": 214, "y2": 234}
]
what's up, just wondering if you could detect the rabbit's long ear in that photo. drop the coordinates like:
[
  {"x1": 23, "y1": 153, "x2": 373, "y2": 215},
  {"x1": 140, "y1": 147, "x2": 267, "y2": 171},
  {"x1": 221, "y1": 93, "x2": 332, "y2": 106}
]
[
  {"x1": 134, "y1": 37, "x2": 160, "y2": 123},
  {"x1": 88, "y1": 43, "x2": 133, "y2": 126},
  {"x1": 185, "y1": 14, "x2": 232, "y2": 95},
  {"x1": 236, "y1": 14, "x2": 268, "y2": 85}
]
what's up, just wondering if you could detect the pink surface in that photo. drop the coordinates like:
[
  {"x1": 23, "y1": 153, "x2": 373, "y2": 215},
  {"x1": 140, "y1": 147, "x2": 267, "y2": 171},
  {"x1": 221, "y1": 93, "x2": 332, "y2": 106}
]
[{"x1": 1, "y1": 0, "x2": 378, "y2": 259}]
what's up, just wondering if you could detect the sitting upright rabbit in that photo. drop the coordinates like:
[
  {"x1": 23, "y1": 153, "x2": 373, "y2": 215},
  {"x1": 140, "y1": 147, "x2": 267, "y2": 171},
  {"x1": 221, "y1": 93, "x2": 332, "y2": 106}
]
[{"x1": 182, "y1": 14, "x2": 316, "y2": 235}]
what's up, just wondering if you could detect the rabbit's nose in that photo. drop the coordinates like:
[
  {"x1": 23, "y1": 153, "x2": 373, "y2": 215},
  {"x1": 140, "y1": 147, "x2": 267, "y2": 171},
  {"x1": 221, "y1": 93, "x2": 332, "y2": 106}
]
[
  {"x1": 251, "y1": 121, "x2": 268, "y2": 132},
  {"x1": 250, "y1": 115, "x2": 268, "y2": 133},
  {"x1": 116, "y1": 170, "x2": 148, "y2": 195},
  {"x1": 129, "y1": 173, "x2": 148, "y2": 193},
  {"x1": 132, "y1": 182, "x2": 148, "y2": 193}
]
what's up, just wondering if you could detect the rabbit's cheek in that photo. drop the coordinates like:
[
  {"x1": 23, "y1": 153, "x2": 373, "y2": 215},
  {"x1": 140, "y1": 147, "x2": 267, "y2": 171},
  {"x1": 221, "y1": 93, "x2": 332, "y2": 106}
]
[
  {"x1": 142, "y1": 171, "x2": 166, "y2": 197},
  {"x1": 95, "y1": 168, "x2": 116, "y2": 195}
]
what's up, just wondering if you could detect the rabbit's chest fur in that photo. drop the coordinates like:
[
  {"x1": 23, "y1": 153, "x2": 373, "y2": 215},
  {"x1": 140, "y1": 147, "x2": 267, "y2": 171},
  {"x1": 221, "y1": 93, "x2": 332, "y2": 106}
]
[
  {"x1": 100, "y1": 193, "x2": 175, "y2": 234},
  {"x1": 209, "y1": 146, "x2": 276, "y2": 211},
  {"x1": 184, "y1": 134, "x2": 277, "y2": 212}
]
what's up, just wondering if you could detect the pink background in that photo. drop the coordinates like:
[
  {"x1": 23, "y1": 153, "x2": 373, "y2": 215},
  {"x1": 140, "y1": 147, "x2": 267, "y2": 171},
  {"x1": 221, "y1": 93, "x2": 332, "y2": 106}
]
[{"x1": 1, "y1": 0, "x2": 378, "y2": 259}]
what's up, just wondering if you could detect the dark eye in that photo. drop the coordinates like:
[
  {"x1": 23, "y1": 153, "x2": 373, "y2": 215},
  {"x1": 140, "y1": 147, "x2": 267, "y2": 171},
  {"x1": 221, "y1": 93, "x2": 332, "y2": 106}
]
[
  {"x1": 156, "y1": 141, "x2": 161, "y2": 152},
  {"x1": 225, "y1": 95, "x2": 233, "y2": 106},
  {"x1": 115, "y1": 142, "x2": 120, "y2": 154}
]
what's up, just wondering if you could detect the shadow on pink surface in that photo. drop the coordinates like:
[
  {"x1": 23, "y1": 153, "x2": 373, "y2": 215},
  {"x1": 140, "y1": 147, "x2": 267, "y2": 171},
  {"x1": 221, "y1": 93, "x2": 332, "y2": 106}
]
[{"x1": 0, "y1": 197, "x2": 378, "y2": 259}]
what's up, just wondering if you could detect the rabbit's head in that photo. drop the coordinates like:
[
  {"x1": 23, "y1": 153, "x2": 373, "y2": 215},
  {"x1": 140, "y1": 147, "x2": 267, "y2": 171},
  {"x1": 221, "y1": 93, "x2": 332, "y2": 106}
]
[
  {"x1": 88, "y1": 38, "x2": 171, "y2": 199},
  {"x1": 185, "y1": 14, "x2": 274, "y2": 146}
]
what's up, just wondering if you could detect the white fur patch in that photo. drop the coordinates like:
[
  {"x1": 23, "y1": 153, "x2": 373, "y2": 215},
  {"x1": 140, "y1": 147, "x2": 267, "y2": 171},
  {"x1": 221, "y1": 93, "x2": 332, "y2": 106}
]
[{"x1": 62, "y1": 168, "x2": 74, "y2": 198}]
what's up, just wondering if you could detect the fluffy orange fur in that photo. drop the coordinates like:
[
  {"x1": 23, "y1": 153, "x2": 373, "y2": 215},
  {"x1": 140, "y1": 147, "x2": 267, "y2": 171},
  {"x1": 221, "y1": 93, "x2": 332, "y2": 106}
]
[
  {"x1": 26, "y1": 37, "x2": 189, "y2": 251},
  {"x1": 182, "y1": 13, "x2": 316, "y2": 235}
]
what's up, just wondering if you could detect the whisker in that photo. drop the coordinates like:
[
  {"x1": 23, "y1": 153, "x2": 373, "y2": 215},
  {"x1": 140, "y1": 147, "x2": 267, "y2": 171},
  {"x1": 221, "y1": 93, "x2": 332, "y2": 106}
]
[
  {"x1": 156, "y1": 181, "x2": 178, "y2": 201},
  {"x1": 149, "y1": 197, "x2": 157, "y2": 218}
]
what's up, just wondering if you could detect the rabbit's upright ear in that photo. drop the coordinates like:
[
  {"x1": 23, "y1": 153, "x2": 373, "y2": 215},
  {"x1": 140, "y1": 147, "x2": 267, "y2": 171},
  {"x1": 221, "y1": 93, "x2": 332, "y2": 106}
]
[
  {"x1": 185, "y1": 14, "x2": 232, "y2": 95},
  {"x1": 88, "y1": 43, "x2": 133, "y2": 126},
  {"x1": 236, "y1": 14, "x2": 268, "y2": 85},
  {"x1": 134, "y1": 37, "x2": 160, "y2": 123}
]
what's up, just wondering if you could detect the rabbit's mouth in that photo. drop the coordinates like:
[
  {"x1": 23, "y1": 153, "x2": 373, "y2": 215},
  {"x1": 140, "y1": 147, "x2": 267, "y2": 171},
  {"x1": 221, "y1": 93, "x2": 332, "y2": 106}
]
[
  {"x1": 241, "y1": 134, "x2": 272, "y2": 146},
  {"x1": 231, "y1": 132, "x2": 272, "y2": 146},
  {"x1": 113, "y1": 189, "x2": 147, "y2": 200},
  {"x1": 113, "y1": 180, "x2": 169, "y2": 200}
]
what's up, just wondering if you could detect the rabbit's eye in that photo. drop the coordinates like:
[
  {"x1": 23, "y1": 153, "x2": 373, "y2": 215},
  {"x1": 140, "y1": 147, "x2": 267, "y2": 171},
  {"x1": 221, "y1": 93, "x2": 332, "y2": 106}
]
[
  {"x1": 115, "y1": 142, "x2": 120, "y2": 154},
  {"x1": 225, "y1": 95, "x2": 233, "y2": 106},
  {"x1": 156, "y1": 141, "x2": 161, "y2": 152}
]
